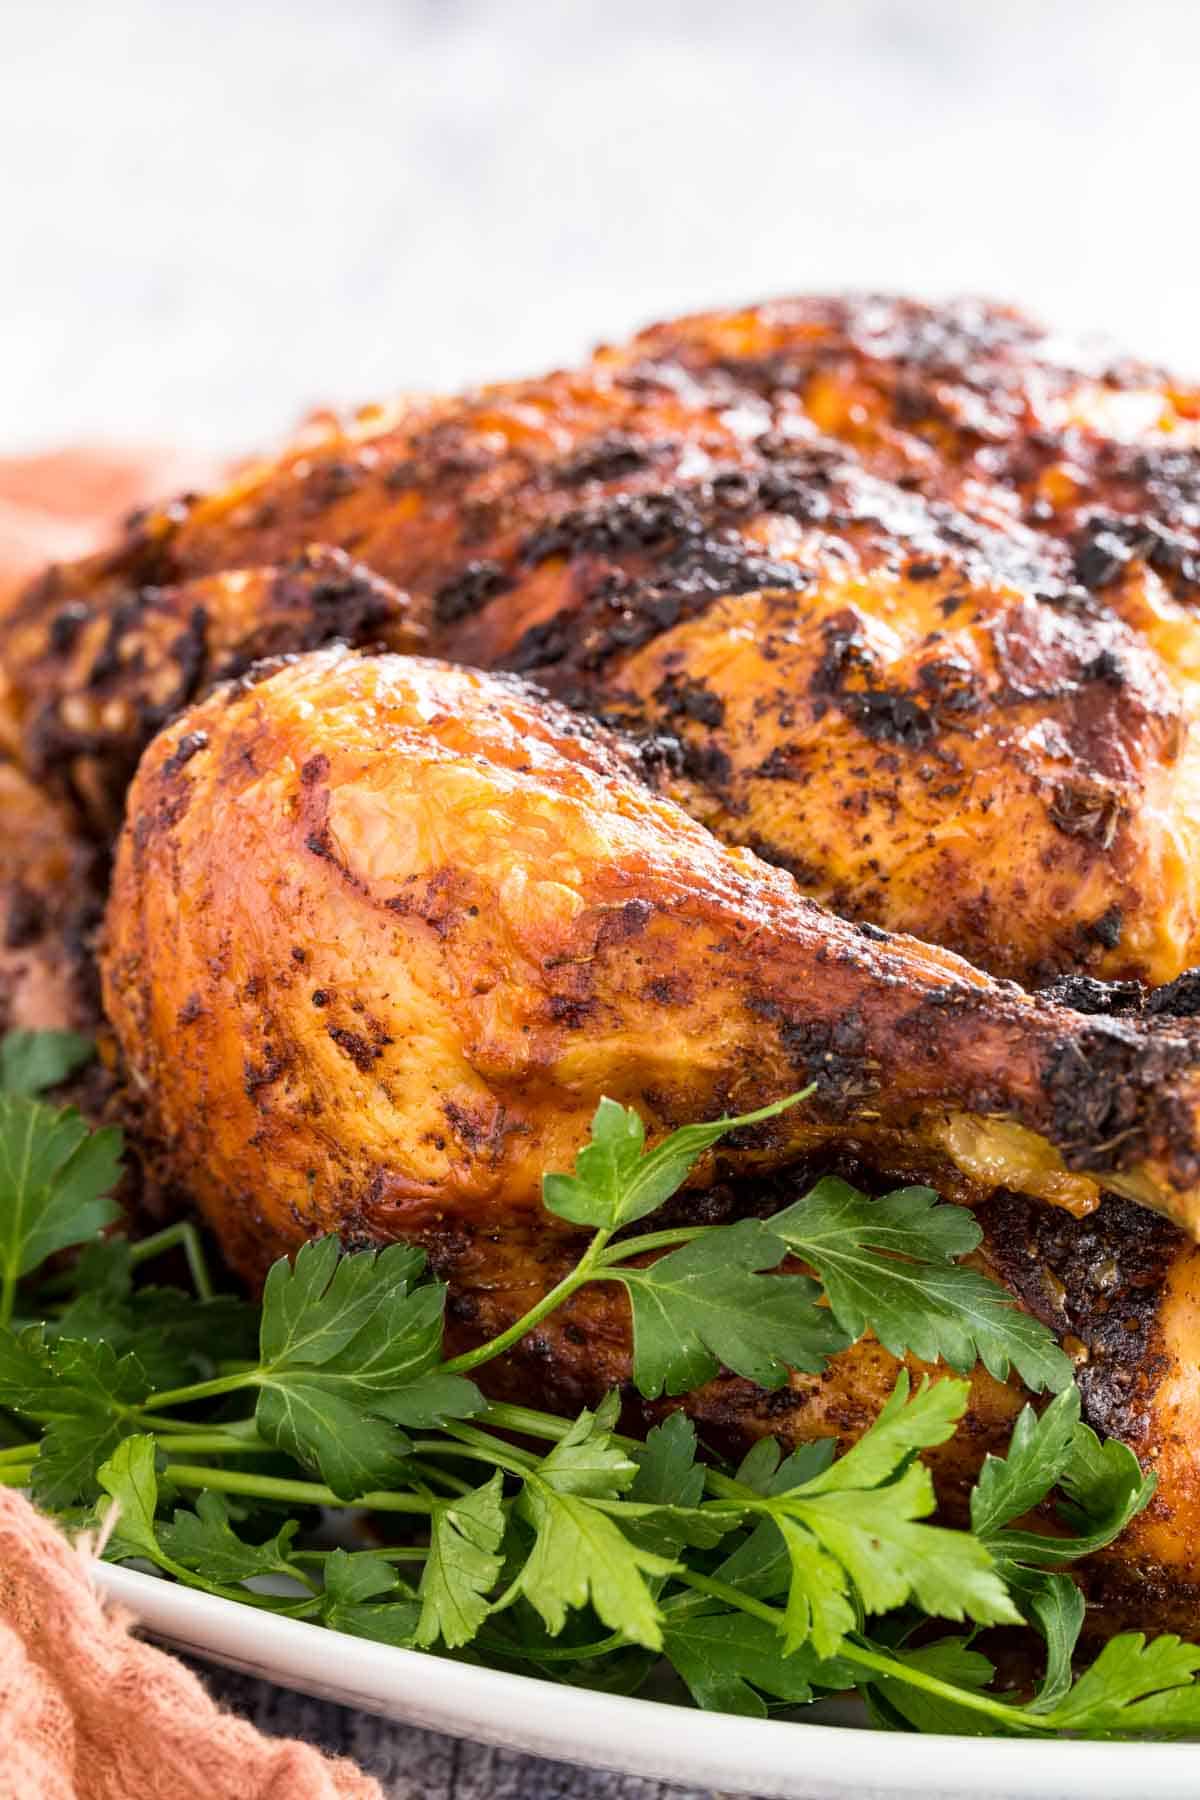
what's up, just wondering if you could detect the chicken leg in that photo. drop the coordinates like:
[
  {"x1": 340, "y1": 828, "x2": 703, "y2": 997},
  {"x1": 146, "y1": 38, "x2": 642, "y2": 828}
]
[{"x1": 101, "y1": 646, "x2": 1200, "y2": 1285}]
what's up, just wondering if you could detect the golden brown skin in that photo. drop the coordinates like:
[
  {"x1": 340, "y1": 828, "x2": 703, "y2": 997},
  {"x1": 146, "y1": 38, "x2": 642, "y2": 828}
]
[
  {"x1": 1, "y1": 545, "x2": 419, "y2": 835},
  {"x1": 15, "y1": 296, "x2": 1200, "y2": 985},
  {"x1": 101, "y1": 647, "x2": 1200, "y2": 1253},
  {"x1": 99, "y1": 646, "x2": 1200, "y2": 1630},
  {"x1": 0, "y1": 756, "x2": 102, "y2": 1037},
  {"x1": 17, "y1": 297, "x2": 1200, "y2": 1633}
]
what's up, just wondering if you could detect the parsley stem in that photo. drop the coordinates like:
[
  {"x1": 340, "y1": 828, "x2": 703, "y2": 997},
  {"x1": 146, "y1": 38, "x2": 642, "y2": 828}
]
[
  {"x1": 439, "y1": 1420, "x2": 540, "y2": 1473},
  {"x1": 0, "y1": 1442, "x2": 37, "y2": 1465},
  {"x1": 440, "y1": 1230, "x2": 612, "y2": 1374},
  {"x1": 291, "y1": 1546, "x2": 431, "y2": 1563},
  {"x1": 837, "y1": 1642, "x2": 1039, "y2": 1734},
  {"x1": 126, "y1": 1222, "x2": 215, "y2": 1300},
  {"x1": 669, "y1": 1566, "x2": 785, "y2": 1629},
  {"x1": 135, "y1": 1411, "x2": 243, "y2": 1434},
  {"x1": 478, "y1": 1401, "x2": 573, "y2": 1441},
  {"x1": 150, "y1": 1432, "x2": 269, "y2": 1455},
  {"x1": 143, "y1": 1370, "x2": 259, "y2": 1410},
  {"x1": 482, "y1": 1629, "x2": 628, "y2": 1664},
  {"x1": 668, "y1": 1567, "x2": 1044, "y2": 1734},
  {"x1": 160, "y1": 1463, "x2": 435, "y2": 1512},
  {"x1": 0, "y1": 1263, "x2": 17, "y2": 1332},
  {"x1": 597, "y1": 1225, "x2": 714, "y2": 1262},
  {"x1": 0, "y1": 1463, "x2": 34, "y2": 1485},
  {"x1": 479, "y1": 1402, "x2": 754, "y2": 1505},
  {"x1": 405, "y1": 1457, "x2": 473, "y2": 1497}
]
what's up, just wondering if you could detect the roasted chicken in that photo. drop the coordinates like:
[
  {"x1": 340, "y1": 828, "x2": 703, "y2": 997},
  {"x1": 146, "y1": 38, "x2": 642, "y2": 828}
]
[
  {"x1": 0, "y1": 756, "x2": 101, "y2": 1037},
  {"x1": 8, "y1": 294, "x2": 1200, "y2": 1637},
  {"x1": 9, "y1": 297, "x2": 1200, "y2": 986},
  {"x1": 100, "y1": 647, "x2": 1200, "y2": 1631}
]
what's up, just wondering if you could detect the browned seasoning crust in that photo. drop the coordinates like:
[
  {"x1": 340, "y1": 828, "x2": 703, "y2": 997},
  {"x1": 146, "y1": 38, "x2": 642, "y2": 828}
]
[
  {"x1": 98, "y1": 647, "x2": 1200, "y2": 1633},
  {"x1": 11, "y1": 295, "x2": 1200, "y2": 984},
  {"x1": 0, "y1": 755, "x2": 104, "y2": 1038},
  {"x1": 100, "y1": 649, "x2": 1200, "y2": 1256},
  {"x1": 12, "y1": 295, "x2": 1200, "y2": 1639},
  {"x1": 1, "y1": 545, "x2": 420, "y2": 835}
]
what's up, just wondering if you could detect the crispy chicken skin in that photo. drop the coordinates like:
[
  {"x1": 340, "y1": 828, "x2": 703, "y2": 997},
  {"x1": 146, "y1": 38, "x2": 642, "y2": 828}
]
[
  {"x1": 13, "y1": 296, "x2": 1200, "y2": 984},
  {"x1": 100, "y1": 648, "x2": 1200, "y2": 1629},
  {"x1": 1, "y1": 546, "x2": 419, "y2": 835},
  {"x1": 0, "y1": 756, "x2": 102, "y2": 1036},
  {"x1": 101, "y1": 648, "x2": 1200, "y2": 1250},
  {"x1": 16, "y1": 295, "x2": 1200, "y2": 1635}
]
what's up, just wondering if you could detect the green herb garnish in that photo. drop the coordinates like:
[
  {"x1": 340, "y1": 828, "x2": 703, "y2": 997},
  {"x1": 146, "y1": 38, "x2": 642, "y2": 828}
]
[{"x1": 1, "y1": 1031, "x2": 1193, "y2": 1738}]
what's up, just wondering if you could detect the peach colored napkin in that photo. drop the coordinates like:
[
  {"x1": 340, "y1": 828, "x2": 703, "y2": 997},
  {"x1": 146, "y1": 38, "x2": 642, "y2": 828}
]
[
  {"x1": 0, "y1": 445, "x2": 219, "y2": 594},
  {"x1": 0, "y1": 445, "x2": 382, "y2": 1798},
  {"x1": 0, "y1": 1487, "x2": 384, "y2": 1800}
]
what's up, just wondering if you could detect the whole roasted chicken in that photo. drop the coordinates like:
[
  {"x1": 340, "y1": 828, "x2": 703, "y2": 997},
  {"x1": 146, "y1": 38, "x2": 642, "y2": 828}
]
[{"x1": 8, "y1": 295, "x2": 1200, "y2": 1633}]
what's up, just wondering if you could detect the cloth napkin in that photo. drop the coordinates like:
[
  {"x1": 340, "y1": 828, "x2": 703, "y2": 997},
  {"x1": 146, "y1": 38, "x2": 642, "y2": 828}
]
[
  {"x1": 1, "y1": 447, "x2": 382, "y2": 1798},
  {"x1": 0, "y1": 1486, "x2": 384, "y2": 1800},
  {"x1": 0, "y1": 445, "x2": 219, "y2": 590}
]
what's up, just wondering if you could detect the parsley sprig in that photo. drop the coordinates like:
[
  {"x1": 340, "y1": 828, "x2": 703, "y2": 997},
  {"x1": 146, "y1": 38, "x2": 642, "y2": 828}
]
[{"x1": 0, "y1": 1030, "x2": 1194, "y2": 1738}]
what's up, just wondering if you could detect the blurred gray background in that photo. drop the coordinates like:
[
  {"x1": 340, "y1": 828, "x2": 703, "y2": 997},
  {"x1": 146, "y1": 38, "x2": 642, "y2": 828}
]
[{"x1": 5, "y1": 0, "x2": 1199, "y2": 457}]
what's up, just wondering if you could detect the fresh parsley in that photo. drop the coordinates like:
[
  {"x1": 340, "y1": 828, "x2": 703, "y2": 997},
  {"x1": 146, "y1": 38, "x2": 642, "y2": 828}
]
[
  {"x1": 766, "y1": 1177, "x2": 1075, "y2": 1393},
  {"x1": 0, "y1": 1098, "x2": 123, "y2": 1328},
  {"x1": 2, "y1": 1030, "x2": 1196, "y2": 1741}
]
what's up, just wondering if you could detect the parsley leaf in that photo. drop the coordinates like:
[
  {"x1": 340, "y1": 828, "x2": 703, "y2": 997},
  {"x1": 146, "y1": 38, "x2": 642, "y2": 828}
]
[
  {"x1": 96, "y1": 1433, "x2": 162, "y2": 1561},
  {"x1": 627, "y1": 1413, "x2": 729, "y2": 1553},
  {"x1": 662, "y1": 1612, "x2": 839, "y2": 1717},
  {"x1": 792, "y1": 1464, "x2": 1017, "y2": 1638},
  {"x1": 749, "y1": 1375, "x2": 1020, "y2": 1656},
  {"x1": 0, "y1": 1030, "x2": 95, "y2": 1098},
  {"x1": 971, "y1": 1386, "x2": 1154, "y2": 1565},
  {"x1": 514, "y1": 1397, "x2": 678, "y2": 1649},
  {"x1": 159, "y1": 1492, "x2": 301, "y2": 1586},
  {"x1": 49, "y1": 1241, "x2": 258, "y2": 1390},
  {"x1": 969, "y1": 1387, "x2": 1082, "y2": 1539},
  {"x1": 866, "y1": 1637, "x2": 999, "y2": 1736},
  {"x1": 1015, "y1": 1569, "x2": 1086, "y2": 1712},
  {"x1": 767, "y1": 1178, "x2": 1073, "y2": 1393},
  {"x1": 799, "y1": 1372, "x2": 965, "y2": 1494},
  {"x1": 609, "y1": 1219, "x2": 849, "y2": 1397},
  {"x1": 0, "y1": 1328, "x2": 150, "y2": 1506},
  {"x1": 709, "y1": 1444, "x2": 838, "y2": 1605},
  {"x1": 1050, "y1": 1635, "x2": 1200, "y2": 1734},
  {"x1": 416, "y1": 1472, "x2": 507, "y2": 1649},
  {"x1": 320, "y1": 1548, "x2": 421, "y2": 1646},
  {"x1": 0, "y1": 1097, "x2": 123, "y2": 1323},
  {"x1": 542, "y1": 1091, "x2": 811, "y2": 1233},
  {"x1": 773, "y1": 1516, "x2": 857, "y2": 1656},
  {"x1": 254, "y1": 1238, "x2": 481, "y2": 1499},
  {"x1": 259, "y1": 1236, "x2": 424, "y2": 1365}
]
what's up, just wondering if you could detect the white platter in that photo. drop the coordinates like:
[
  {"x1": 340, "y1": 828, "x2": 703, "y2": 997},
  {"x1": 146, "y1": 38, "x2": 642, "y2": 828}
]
[{"x1": 94, "y1": 1562, "x2": 1200, "y2": 1799}]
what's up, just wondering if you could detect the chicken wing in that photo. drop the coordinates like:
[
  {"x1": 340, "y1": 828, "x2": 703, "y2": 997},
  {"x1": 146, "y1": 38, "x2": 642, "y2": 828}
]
[{"x1": 2, "y1": 544, "x2": 419, "y2": 834}]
